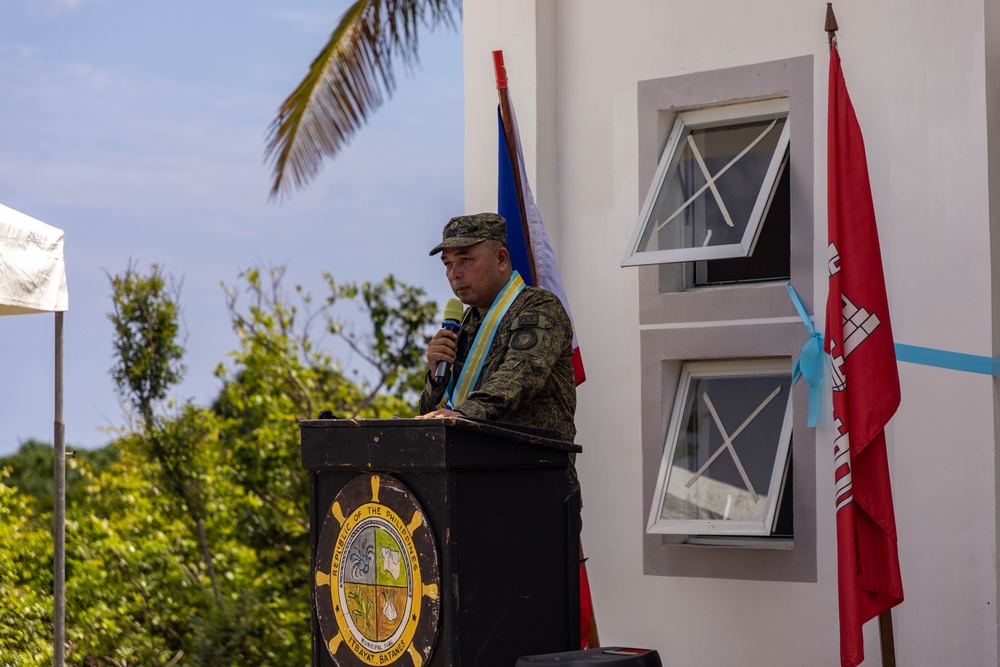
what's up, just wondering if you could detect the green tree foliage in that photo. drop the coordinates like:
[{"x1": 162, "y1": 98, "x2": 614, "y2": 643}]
[
  {"x1": 0, "y1": 263, "x2": 437, "y2": 666},
  {"x1": 0, "y1": 470, "x2": 54, "y2": 664},
  {"x1": 108, "y1": 264, "x2": 222, "y2": 600},
  {"x1": 326, "y1": 272, "x2": 440, "y2": 411},
  {"x1": 0, "y1": 440, "x2": 118, "y2": 514},
  {"x1": 107, "y1": 262, "x2": 185, "y2": 428}
]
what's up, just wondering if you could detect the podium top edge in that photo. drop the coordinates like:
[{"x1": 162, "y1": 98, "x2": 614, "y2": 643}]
[{"x1": 299, "y1": 416, "x2": 582, "y2": 453}]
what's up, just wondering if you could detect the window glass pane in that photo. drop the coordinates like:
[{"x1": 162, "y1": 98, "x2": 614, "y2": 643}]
[
  {"x1": 637, "y1": 117, "x2": 786, "y2": 256},
  {"x1": 771, "y1": 453, "x2": 793, "y2": 537},
  {"x1": 693, "y1": 155, "x2": 791, "y2": 286},
  {"x1": 659, "y1": 372, "x2": 791, "y2": 525}
]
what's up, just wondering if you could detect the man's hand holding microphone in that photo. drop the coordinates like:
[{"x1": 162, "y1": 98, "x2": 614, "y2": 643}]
[{"x1": 415, "y1": 298, "x2": 464, "y2": 419}]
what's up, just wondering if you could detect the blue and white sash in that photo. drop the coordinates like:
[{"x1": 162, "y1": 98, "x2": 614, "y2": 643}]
[{"x1": 441, "y1": 271, "x2": 525, "y2": 409}]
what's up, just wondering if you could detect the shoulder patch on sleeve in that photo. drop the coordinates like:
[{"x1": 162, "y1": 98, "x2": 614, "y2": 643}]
[
  {"x1": 510, "y1": 328, "x2": 540, "y2": 351},
  {"x1": 513, "y1": 314, "x2": 551, "y2": 330}
]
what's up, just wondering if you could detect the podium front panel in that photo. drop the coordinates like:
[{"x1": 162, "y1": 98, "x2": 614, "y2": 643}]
[{"x1": 302, "y1": 418, "x2": 581, "y2": 667}]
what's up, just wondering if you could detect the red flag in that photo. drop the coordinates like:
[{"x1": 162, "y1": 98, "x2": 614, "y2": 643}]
[{"x1": 825, "y1": 44, "x2": 904, "y2": 667}]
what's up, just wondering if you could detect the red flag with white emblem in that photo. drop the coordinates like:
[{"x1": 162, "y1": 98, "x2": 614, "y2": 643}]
[{"x1": 825, "y1": 43, "x2": 904, "y2": 667}]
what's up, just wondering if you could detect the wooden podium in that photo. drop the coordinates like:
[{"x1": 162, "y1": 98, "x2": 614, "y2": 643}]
[{"x1": 301, "y1": 417, "x2": 582, "y2": 667}]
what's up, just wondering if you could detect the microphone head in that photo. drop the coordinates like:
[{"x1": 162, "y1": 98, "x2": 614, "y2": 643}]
[{"x1": 443, "y1": 298, "x2": 464, "y2": 324}]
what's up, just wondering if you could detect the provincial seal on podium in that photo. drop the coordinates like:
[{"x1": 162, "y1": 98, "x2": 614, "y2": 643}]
[{"x1": 314, "y1": 474, "x2": 440, "y2": 666}]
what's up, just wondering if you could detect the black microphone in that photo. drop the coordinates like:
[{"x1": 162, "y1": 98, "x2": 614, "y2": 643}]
[{"x1": 433, "y1": 298, "x2": 465, "y2": 385}]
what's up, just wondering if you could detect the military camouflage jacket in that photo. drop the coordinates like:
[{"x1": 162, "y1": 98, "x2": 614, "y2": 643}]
[{"x1": 420, "y1": 286, "x2": 577, "y2": 443}]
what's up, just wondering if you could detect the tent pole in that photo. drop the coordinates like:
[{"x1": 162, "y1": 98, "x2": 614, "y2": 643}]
[{"x1": 54, "y1": 311, "x2": 65, "y2": 667}]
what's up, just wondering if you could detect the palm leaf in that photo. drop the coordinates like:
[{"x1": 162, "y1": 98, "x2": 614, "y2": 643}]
[{"x1": 266, "y1": 0, "x2": 460, "y2": 199}]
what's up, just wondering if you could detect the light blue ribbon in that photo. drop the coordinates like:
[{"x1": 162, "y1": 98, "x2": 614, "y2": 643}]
[
  {"x1": 786, "y1": 284, "x2": 825, "y2": 427},
  {"x1": 895, "y1": 344, "x2": 1000, "y2": 376}
]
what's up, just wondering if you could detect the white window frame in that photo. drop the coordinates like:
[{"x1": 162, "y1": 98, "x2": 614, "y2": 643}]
[
  {"x1": 646, "y1": 357, "x2": 793, "y2": 536},
  {"x1": 623, "y1": 98, "x2": 791, "y2": 267}
]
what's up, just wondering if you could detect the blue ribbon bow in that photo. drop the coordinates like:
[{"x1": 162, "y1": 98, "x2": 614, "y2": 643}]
[{"x1": 786, "y1": 284, "x2": 825, "y2": 427}]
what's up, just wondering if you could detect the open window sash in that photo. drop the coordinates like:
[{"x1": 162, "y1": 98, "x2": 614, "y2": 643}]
[
  {"x1": 623, "y1": 98, "x2": 790, "y2": 267},
  {"x1": 647, "y1": 358, "x2": 793, "y2": 536}
]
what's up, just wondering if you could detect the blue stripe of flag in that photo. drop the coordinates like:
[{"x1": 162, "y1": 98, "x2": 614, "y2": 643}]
[{"x1": 497, "y1": 108, "x2": 534, "y2": 286}]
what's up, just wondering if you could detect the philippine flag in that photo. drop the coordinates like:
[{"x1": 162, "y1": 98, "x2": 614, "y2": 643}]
[{"x1": 497, "y1": 95, "x2": 586, "y2": 385}]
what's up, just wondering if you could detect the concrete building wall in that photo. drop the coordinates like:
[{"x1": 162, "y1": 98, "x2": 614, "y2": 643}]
[{"x1": 464, "y1": 2, "x2": 999, "y2": 664}]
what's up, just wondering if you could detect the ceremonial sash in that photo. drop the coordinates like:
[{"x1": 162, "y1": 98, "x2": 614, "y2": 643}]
[{"x1": 442, "y1": 271, "x2": 525, "y2": 409}]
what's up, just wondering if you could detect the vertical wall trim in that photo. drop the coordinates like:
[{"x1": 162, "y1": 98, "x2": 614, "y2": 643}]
[{"x1": 982, "y1": 0, "x2": 1000, "y2": 660}]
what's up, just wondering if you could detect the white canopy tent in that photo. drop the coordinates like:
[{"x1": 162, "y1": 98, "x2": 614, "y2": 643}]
[
  {"x1": 0, "y1": 202, "x2": 68, "y2": 314},
  {"x1": 0, "y1": 202, "x2": 68, "y2": 666}
]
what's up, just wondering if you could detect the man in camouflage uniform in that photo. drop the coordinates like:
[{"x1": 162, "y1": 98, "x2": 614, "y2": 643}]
[{"x1": 416, "y1": 212, "x2": 576, "y2": 443}]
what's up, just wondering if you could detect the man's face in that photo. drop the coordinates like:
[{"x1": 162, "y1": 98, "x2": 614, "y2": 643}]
[{"x1": 440, "y1": 242, "x2": 509, "y2": 313}]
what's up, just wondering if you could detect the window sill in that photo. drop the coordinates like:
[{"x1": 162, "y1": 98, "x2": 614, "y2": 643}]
[{"x1": 681, "y1": 535, "x2": 794, "y2": 550}]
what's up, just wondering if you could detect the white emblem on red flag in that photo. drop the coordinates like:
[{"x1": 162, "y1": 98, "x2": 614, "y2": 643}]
[{"x1": 832, "y1": 417, "x2": 853, "y2": 512}]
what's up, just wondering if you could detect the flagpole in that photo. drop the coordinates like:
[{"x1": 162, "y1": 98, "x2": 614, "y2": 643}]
[
  {"x1": 492, "y1": 50, "x2": 538, "y2": 281},
  {"x1": 54, "y1": 310, "x2": 65, "y2": 667},
  {"x1": 492, "y1": 52, "x2": 595, "y2": 647},
  {"x1": 825, "y1": 7, "x2": 898, "y2": 666},
  {"x1": 878, "y1": 612, "x2": 897, "y2": 667}
]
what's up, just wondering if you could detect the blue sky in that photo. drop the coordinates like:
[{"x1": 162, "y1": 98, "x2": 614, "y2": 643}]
[{"x1": 0, "y1": 0, "x2": 463, "y2": 454}]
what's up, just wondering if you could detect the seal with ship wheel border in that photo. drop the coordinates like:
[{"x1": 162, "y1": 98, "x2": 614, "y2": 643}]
[{"x1": 314, "y1": 474, "x2": 440, "y2": 667}]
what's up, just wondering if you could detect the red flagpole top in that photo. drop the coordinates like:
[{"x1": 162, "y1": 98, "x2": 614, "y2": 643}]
[{"x1": 492, "y1": 50, "x2": 508, "y2": 90}]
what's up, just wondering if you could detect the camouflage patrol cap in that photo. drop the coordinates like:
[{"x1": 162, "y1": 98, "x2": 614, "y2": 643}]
[{"x1": 429, "y1": 212, "x2": 507, "y2": 255}]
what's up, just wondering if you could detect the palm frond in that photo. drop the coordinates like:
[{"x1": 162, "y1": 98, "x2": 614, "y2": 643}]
[{"x1": 266, "y1": 0, "x2": 460, "y2": 200}]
